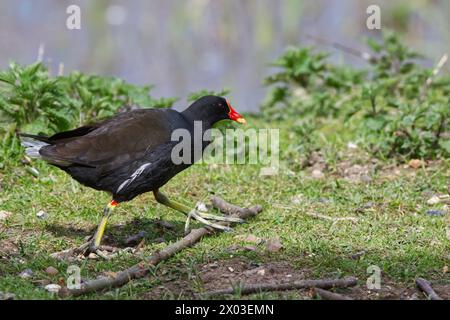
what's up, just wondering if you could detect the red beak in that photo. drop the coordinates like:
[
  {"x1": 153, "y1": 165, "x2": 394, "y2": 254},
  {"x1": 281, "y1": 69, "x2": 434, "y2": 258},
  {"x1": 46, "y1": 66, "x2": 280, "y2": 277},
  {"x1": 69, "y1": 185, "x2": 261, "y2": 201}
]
[{"x1": 226, "y1": 100, "x2": 246, "y2": 124}]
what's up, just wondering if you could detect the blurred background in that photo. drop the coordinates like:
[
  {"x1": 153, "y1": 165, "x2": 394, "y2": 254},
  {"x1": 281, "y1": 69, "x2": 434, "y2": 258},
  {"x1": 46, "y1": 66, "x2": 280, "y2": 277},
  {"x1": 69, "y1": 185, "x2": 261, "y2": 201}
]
[{"x1": 0, "y1": 0, "x2": 449, "y2": 111}]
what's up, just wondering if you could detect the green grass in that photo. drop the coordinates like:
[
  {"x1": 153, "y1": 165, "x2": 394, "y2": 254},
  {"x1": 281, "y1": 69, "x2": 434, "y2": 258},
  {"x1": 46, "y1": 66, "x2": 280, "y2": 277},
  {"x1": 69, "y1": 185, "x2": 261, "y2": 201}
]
[{"x1": 0, "y1": 115, "x2": 449, "y2": 299}]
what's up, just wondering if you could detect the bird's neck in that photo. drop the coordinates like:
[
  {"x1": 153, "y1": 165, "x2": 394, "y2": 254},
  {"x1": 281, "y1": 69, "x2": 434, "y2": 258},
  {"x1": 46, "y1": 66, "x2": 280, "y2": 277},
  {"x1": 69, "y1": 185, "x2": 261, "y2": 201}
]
[{"x1": 182, "y1": 109, "x2": 222, "y2": 131}]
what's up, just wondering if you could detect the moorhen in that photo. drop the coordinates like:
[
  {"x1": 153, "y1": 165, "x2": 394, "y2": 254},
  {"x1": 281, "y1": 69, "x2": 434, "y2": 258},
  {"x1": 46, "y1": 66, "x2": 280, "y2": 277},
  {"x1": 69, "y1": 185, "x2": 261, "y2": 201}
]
[{"x1": 20, "y1": 95, "x2": 246, "y2": 256}]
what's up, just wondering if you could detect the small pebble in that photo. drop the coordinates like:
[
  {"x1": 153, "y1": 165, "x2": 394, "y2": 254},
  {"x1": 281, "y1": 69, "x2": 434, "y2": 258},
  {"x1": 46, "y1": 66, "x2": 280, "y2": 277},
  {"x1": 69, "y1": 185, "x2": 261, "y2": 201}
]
[
  {"x1": 0, "y1": 211, "x2": 13, "y2": 221},
  {"x1": 36, "y1": 210, "x2": 48, "y2": 219},
  {"x1": 88, "y1": 253, "x2": 98, "y2": 259},
  {"x1": 312, "y1": 169, "x2": 324, "y2": 179},
  {"x1": 408, "y1": 159, "x2": 423, "y2": 169},
  {"x1": 427, "y1": 196, "x2": 440, "y2": 205},
  {"x1": 196, "y1": 202, "x2": 208, "y2": 212},
  {"x1": 363, "y1": 202, "x2": 375, "y2": 209},
  {"x1": 45, "y1": 266, "x2": 59, "y2": 276},
  {"x1": 266, "y1": 238, "x2": 283, "y2": 253},
  {"x1": 426, "y1": 210, "x2": 444, "y2": 216},
  {"x1": 44, "y1": 284, "x2": 61, "y2": 293},
  {"x1": 291, "y1": 195, "x2": 303, "y2": 205},
  {"x1": 257, "y1": 269, "x2": 266, "y2": 276},
  {"x1": 18, "y1": 269, "x2": 33, "y2": 279},
  {"x1": 318, "y1": 198, "x2": 330, "y2": 204}
]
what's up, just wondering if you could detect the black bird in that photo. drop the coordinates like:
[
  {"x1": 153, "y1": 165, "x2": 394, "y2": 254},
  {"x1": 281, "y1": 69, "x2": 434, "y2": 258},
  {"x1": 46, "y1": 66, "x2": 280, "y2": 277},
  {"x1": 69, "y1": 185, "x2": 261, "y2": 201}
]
[{"x1": 21, "y1": 96, "x2": 246, "y2": 255}]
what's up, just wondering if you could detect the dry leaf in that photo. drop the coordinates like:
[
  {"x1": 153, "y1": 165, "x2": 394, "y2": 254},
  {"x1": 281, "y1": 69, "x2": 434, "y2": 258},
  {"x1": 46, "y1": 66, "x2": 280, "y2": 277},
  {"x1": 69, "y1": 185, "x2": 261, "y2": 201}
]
[
  {"x1": 103, "y1": 271, "x2": 118, "y2": 278},
  {"x1": 234, "y1": 234, "x2": 263, "y2": 245},
  {"x1": 0, "y1": 211, "x2": 12, "y2": 221}
]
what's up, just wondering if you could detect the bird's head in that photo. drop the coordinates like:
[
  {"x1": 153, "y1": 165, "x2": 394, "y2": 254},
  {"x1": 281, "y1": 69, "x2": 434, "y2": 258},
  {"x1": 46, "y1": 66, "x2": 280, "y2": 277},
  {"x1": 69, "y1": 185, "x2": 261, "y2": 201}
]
[{"x1": 183, "y1": 95, "x2": 246, "y2": 126}]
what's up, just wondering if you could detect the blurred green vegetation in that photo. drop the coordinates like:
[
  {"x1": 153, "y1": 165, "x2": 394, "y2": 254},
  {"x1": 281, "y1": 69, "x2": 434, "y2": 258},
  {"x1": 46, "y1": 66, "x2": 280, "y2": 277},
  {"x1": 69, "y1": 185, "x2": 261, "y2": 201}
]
[
  {"x1": 262, "y1": 32, "x2": 450, "y2": 160},
  {"x1": 0, "y1": 32, "x2": 449, "y2": 168},
  {"x1": 0, "y1": 63, "x2": 177, "y2": 165}
]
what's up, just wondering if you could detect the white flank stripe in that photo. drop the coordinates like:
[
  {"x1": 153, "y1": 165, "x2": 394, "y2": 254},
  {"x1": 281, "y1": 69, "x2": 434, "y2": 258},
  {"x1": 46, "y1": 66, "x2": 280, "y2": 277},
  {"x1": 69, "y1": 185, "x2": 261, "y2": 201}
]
[{"x1": 116, "y1": 162, "x2": 152, "y2": 193}]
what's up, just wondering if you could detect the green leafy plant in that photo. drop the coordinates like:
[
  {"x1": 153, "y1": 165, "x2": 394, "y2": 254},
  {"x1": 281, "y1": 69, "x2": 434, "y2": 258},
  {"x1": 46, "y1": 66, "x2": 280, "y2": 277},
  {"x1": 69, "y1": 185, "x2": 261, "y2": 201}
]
[
  {"x1": 60, "y1": 72, "x2": 178, "y2": 125},
  {"x1": 0, "y1": 62, "x2": 74, "y2": 133},
  {"x1": 262, "y1": 47, "x2": 364, "y2": 119},
  {"x1": 0, "y1": 62, "x2": 178, "y2": 165},
  {"x1": 263, "y1": 32, "x2": 449, "y2": 159}
]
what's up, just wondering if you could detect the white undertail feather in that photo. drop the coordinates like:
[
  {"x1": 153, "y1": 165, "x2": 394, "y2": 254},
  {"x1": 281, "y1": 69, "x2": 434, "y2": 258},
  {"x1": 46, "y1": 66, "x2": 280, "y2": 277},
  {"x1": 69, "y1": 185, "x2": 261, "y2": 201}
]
[{"x1": 20, "y1": 137, "x2": 49, "y2": 159}]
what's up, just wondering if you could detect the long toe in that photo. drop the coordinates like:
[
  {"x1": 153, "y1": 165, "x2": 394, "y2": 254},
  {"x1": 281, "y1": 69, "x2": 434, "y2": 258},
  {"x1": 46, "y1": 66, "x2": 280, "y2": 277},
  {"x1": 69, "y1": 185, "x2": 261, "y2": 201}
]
[
  {"x1": 189, "y1": 210, "x2": 233, "y2": 232},
  {"x1": 195, "y1": 212, "x2": 244, "y2": 223}
]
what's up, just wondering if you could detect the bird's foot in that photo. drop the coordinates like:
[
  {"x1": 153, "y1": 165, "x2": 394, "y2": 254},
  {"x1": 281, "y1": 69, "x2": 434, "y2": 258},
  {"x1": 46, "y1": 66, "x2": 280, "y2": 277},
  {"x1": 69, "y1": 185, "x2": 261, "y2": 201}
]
[
  {"x1": 51, "y1": 239, "x2": 135, "y2": 261},
  {"x1": 78, "y1": 241, "x2": 135, "y2": 260},
  {"x1": 184, "y1": 209, "x2": 244, "y2": 235}
]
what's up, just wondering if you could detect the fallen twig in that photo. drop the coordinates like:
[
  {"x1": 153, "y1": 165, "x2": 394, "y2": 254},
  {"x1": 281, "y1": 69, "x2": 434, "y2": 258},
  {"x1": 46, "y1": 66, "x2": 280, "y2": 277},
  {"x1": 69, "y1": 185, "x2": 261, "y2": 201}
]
[
  {"x1": 303, "y1": 212, "x2": 358, "y2": 227},
  {"x1": 426, "y1": 54, "x2": 448, "y2": 87},
  {"x1": 59, "y1": 197, "x2": 262, "y2": 297},
  {"x1": 273, "y1": 204, "x2": 358, "y2": 226},
  {"x1": 210, "y1": 196, "x2": 256, "y2": 216},
  {"x1": 416, "y1": 278, "x2": 443, "y2": 300},
  {"x1": 202, "y1": 277, "x2": 358, "y2": 297},
  {"x1": 313, "y1": 287, "x2": 353, "y2": 300},
  {"x1": 421, "y1": 54, "x2": 448, "y2": 100}
]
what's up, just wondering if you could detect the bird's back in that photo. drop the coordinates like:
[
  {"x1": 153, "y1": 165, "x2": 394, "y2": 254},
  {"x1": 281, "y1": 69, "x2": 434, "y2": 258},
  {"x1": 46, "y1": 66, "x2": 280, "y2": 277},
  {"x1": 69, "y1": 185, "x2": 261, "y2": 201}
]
[{"x1": 30, "y1": 108, "x2": 191, "y2": 198}]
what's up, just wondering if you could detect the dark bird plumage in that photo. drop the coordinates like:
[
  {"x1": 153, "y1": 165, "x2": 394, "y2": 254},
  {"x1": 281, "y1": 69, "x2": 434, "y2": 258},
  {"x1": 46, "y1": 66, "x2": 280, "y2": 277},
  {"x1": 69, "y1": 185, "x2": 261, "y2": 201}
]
[
  {"x1": 20, "y1": 95, "x2": 246, "y2": 254},
  {"x1": 21, "y1": 96, "x2": 243, "y2": 202}
]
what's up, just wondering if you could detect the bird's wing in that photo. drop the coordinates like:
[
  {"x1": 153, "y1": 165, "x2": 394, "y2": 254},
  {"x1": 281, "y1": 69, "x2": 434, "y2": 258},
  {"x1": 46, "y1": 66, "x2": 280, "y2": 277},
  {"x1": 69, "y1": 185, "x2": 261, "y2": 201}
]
[{"x1": 40, "y1": 109, "x2": 179, "y2": 172}]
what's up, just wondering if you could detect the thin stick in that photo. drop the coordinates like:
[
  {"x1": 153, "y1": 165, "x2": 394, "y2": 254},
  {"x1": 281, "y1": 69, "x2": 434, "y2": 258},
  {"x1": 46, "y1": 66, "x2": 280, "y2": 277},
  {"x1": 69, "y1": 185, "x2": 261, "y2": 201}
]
[
  {"x1": 303, "y1": 212, "x2": 358, "y2": 227},
  {"x1": 421, "y1": 54, "x2": 448, "y2": 100},
  {"x1": 426, "y1": 54, "x2": 448, "y2": 87},
  {"x1": 36, "y1": 43, "x2": 45, "y2": 62},
  {"x1": 313, "y1": 287, "x2": 353, "y2": 300},
  {"x1": 416, "y1": 278, "x2": 443, "y2": 300},
  {"x1": 273, "y1": 204, "x2": 358, "y2": 225},
  {"x1": 202, "y1": 277, "x2": 358, "y2": 297},
  {"x1": 60, "y1": 197, "x2": 262, "y2": 297}
]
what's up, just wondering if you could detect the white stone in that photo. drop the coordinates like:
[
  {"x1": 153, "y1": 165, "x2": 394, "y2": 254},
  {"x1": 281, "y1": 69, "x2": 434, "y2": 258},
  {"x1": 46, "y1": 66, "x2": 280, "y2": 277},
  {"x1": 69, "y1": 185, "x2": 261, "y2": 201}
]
[{"x1": 44, "y1": 284, "x2": 61, "y2": 293}]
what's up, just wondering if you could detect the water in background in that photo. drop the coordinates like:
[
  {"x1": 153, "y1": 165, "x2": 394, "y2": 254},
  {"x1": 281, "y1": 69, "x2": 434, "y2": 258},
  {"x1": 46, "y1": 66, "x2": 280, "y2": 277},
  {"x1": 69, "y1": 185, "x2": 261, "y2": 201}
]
[{"x1": 0, "y1": 0, "x2": 449, "y2": 112}]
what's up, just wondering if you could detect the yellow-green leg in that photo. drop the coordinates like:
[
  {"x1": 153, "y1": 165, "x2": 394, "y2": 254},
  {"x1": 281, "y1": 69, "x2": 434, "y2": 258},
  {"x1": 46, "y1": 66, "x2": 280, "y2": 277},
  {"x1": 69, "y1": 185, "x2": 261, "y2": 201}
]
[
  {"x1": 153, "y1": 190, "x2": 243, "y2": 233},
  {"x1": 90, "y1": 200, "x2": 118, "y2": 252}
]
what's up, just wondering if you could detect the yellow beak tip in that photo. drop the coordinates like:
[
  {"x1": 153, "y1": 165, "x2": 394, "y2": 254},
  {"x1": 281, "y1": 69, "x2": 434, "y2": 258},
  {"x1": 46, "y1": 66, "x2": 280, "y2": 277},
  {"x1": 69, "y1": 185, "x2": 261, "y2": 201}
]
[{"x1": 237, "y1": 118, "x2": 247, "y2": 124}]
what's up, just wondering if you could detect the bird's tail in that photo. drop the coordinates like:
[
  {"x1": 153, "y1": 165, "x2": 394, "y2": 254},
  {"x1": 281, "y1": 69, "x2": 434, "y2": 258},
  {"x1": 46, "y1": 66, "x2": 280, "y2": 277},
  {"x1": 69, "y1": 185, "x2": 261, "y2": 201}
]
[{"x1": 18, "y1": 134, "x2": 50, "y2": 159}]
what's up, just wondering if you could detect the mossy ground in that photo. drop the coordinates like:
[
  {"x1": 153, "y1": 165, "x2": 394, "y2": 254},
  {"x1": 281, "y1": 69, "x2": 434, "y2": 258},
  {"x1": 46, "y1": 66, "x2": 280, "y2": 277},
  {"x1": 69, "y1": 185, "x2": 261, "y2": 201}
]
[{"x1": 0, "y1": 116, "x2": 448, "y2": 299}]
